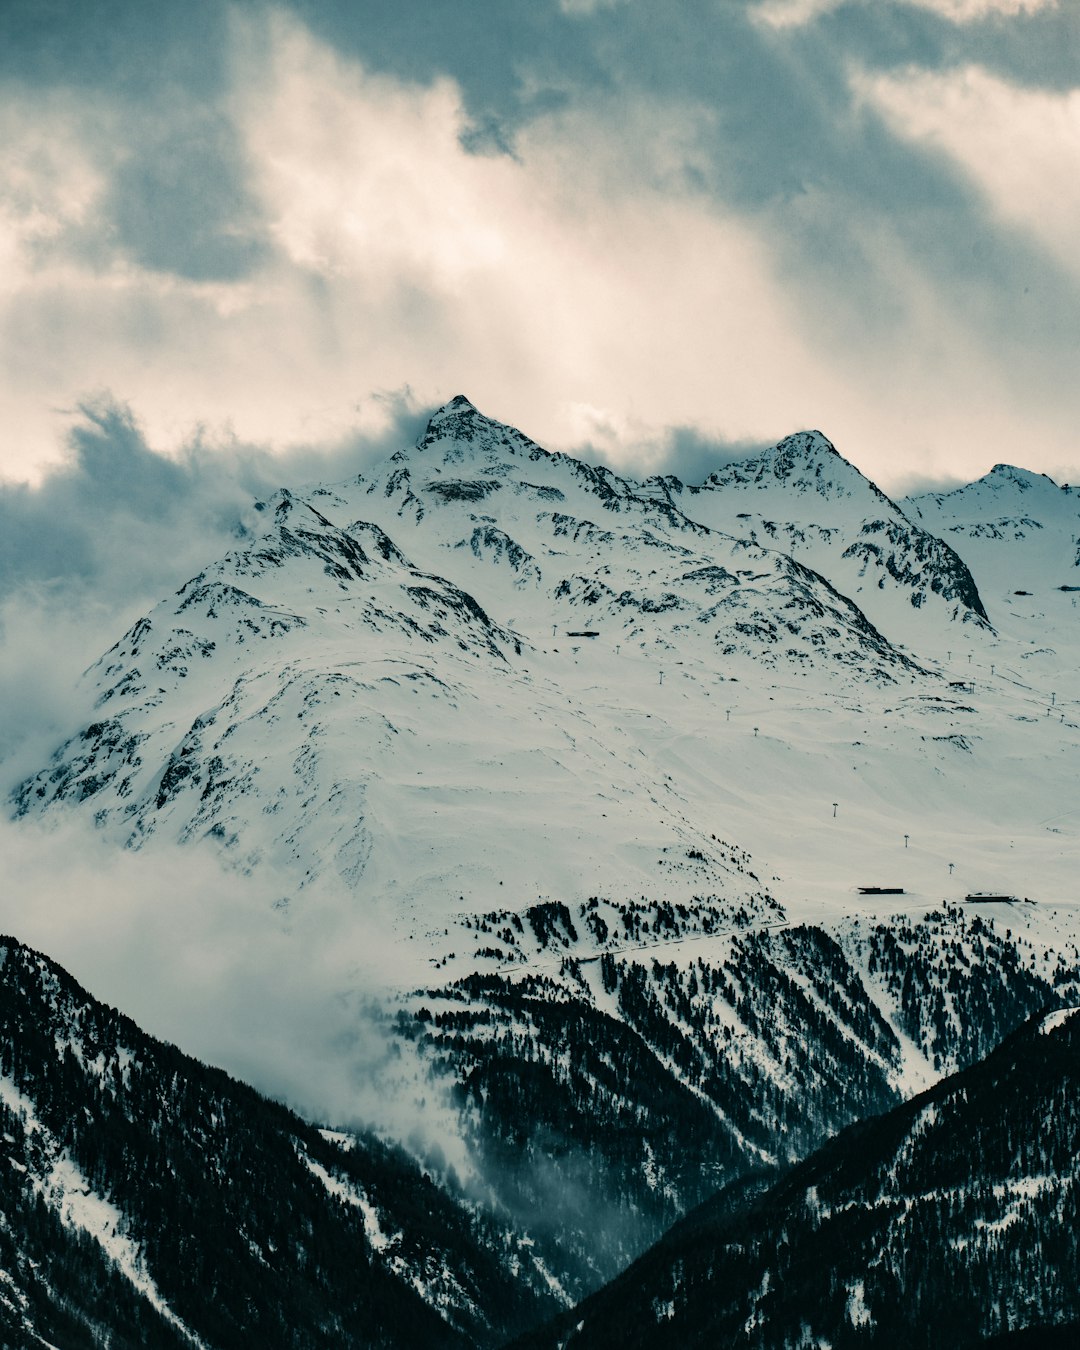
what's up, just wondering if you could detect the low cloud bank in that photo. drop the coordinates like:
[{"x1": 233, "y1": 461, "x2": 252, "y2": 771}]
[
  {"x1": 0, "y1": 391, "x2": 482, "y2": 1172},
  {"x1": 0, "y1": 391, "x2": 429, "y2": 606},
  {"x1": 0, "y1": 809, "x2": 470, "y2": 1168}
]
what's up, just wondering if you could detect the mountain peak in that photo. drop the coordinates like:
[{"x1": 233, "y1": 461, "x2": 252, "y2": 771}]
[
  {"x1": 764, "y1": 429, "x2": 855, "y2": 484},
  {"x1": 416, "y1": 394, "x2": 498, "y2": 451},
  {"x1": 902, "y1": 462, "x2": 1075, "y2": 521},
  {"x1": 773, "y1": 429, "x2": 837, "y2": 458},
  {"x1": 417, "y1": 394, "x2": 482, "y2": 443},
  {"x1": 984, "y1": 463, "x2": 1060, "y2": 492},
  {"x1": 433, "y1": 393, "x2": 478, "y2": 418},
  {"x1": 411, "y1": 394, "x2": 554, "y2": 476},
  {"x1": 704, "y1": 429, "x2": 893, "y2": 507}
]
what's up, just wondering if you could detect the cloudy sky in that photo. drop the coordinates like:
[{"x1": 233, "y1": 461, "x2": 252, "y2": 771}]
[
  {"x1": 2, "y1": 0, "x2": 1078, "y2": 499},
  {"x1": 0, "y1": 0, "x2": 1077, "y2": 1129}
]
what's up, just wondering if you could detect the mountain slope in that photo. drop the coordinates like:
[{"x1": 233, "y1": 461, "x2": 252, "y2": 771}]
[
  {"x1": 0, "y1": 936, "x2": 558, "y2": 1350},
  {"x1": 904, "y1": 465, "x2": 1080, "y2": 661},
  {"x1": 649, "y1": 430, "x2": 991, "y2": 636},
  {"x1": 513, "y1": 1005, "x2": 1080, "y2": 1350}
]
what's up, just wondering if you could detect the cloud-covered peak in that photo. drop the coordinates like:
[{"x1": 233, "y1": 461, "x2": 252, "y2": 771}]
[
  {"x1": 419, "y1": 394, "x2": 481, "y2": 434},
  {"x1": 771, "y1": 428, "x2": 842, "y2": 468}
]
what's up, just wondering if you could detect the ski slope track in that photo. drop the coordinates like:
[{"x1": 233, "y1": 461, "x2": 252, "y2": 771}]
[{"x1": 9, "y1": 396, "x2": 1080, "y2": 1329}]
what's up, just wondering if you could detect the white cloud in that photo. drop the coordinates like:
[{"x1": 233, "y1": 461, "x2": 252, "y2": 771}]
[
  {"x1": 0, "y1": 7, "x2": 841, "y2": 479},
  {"x1": 226, "y1": 10, "x2": 855, "y2": 464},
  {"x1": 558, "y1": 0, "x2": 627, "y2": 13},
  {"x1": 0, "y1": 805, "x2": 460, "y2": 1148},
  {"x1": 752, "y1": 0, "x2": 844, "y2": 29},
  {"x1": 1, "y1": 6, "x2": 1078, "y2": 496},
  {"x1": 905, "y1": 0, "x2": 1057, "y2": 19},
  {"x1": 0, "y1": 97, "x2": 111, "y2": 274},
  {"x1": 754, "y1": 0, "x2": 1057, "y2": 27},
  {"x1": 855, "y1": 64, "x2": 1080, "y2": 282}
]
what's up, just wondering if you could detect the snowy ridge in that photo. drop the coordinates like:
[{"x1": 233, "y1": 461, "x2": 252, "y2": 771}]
[{"x1": 663, "y1": 430, "x2": 991, "y2": 634}]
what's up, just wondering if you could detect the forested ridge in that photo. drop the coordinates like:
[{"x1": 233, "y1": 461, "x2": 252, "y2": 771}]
[
  {"x1": 511, "y1": 1006, "x2": 1080, "y2": 1349},
  {"x1": 0, "y1": 938, "x2": 554, "y2": 1350}
]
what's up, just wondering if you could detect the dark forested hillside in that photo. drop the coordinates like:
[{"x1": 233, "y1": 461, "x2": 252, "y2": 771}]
[
  {"x1": 401, "y1": 906, "x2": 1078, "y2": 1300},
  {"x1": 2, "y1": 907, "x2": 1072, "y2": 1348},
  {"x1": 511, "y1": 1006, "x2": 1080, "y2": 1350},
  {"x1": 0, "y1": 937, "x2": 558, "y2": 1350}
]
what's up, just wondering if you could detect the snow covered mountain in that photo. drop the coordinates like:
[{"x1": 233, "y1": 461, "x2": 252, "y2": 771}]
[
  {"x1": 9, "y1": 399, "x2": 1028, "y2": 908},
  {"x1": 904, "y1": 464, "x2": 1080, "y2": 659},
  {"x1": 7, "y1": 397, "x2": 1080, "y2": 1334},
  {"x1": 16, "y1": 398, "x2": 964, "y2": 939},
  {"x1": 649, "y1": 429, "x2": 990, "y2": 635},
  {"x1": 14, "y1": 398, "x2": 1077, "y2": 934}
]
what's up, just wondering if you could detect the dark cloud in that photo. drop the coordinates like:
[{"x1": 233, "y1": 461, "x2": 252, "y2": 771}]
[
  {"x1": 0, "y1": 391, "x2": 428, "y2": 603},
  {"x1": 107, "y1": 112, "x2": 270, "y2": 281},
  {"x1": 658, "y1": 427, "x2": 775, "y2": 485},
  {"x1": 0, "y1": 399, "x2": 231, "y2": 604},
  {"x1": 0, "y1": 391, "x2": 430, "y2": 765},
  {"x1": 0, "y1": 0, "x2": 230, "y2": 98},
  {"x1": 821, "y1": 2, "x2": 1080, "y2": 94},
  {"x1": 290, "y1": 0, "x2": 607, "y2": 141}
]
